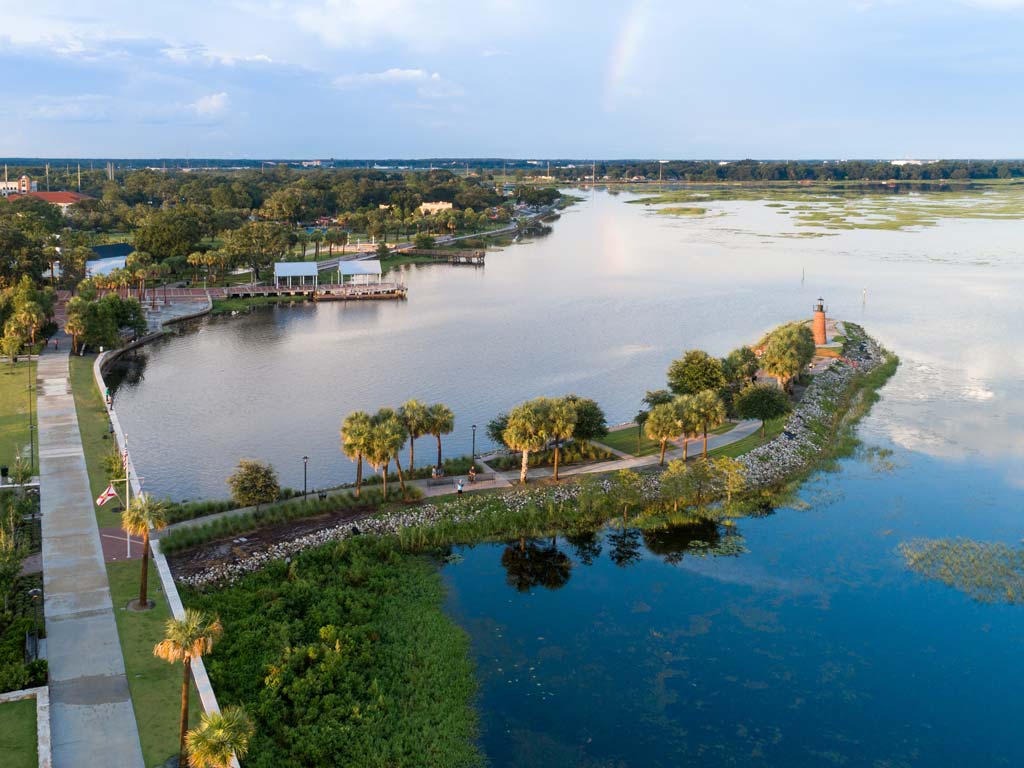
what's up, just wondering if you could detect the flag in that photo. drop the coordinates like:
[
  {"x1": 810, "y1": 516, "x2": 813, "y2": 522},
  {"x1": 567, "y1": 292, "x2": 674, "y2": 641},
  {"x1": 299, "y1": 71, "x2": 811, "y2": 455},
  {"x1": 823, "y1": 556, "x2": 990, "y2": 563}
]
[
  {"x1": 96, "y1": 484, "x2": 119, "y2": 507},
  {"x1": 122, "y1": 448, "x2": 129, "y2": 471}
]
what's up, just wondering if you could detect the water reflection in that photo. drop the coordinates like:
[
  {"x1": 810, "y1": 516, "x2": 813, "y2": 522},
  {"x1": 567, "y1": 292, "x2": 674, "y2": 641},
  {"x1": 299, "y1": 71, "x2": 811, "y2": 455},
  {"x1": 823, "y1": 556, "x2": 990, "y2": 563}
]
[
  {"x1": 501, "y1": 538, "x2": 572, "y2": 592},
  {"x1": 445, "y1": 455, "x2": 1024, "y2": 767}
]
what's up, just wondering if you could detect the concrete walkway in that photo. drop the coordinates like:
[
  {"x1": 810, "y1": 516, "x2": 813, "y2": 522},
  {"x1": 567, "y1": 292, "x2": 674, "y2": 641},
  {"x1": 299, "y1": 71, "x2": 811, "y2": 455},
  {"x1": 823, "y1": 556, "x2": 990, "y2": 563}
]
[
  {"x1": 37, "y1": 344, "x2": 144, "y2": 767},
  {"x1": 486, "y1": 419, "x2": 764, "y2": 483}
]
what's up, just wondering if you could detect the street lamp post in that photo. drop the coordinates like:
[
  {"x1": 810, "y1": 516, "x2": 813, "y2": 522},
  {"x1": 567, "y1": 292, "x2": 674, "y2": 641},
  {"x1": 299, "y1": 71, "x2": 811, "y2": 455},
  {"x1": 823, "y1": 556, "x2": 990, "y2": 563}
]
[
  {"x1": 28, "y1": 588, "x2": 42, "y2": 657},
  {"x1": 471, "y1": 424, "x2": 477, "y2": 460},
  {"x1": 303, "y1": 456, "x2": 309, "y2": 501},
  {"x1": 27, "y1": 365, "x2": 34, "y2": 473}
]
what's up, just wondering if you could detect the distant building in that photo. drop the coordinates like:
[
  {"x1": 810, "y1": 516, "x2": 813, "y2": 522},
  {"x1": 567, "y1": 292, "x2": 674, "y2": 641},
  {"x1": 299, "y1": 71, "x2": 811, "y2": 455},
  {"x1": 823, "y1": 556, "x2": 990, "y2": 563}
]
[
  {"x1": 12, "y1": 191, "x2": 90, "y2": 213},
  {"x1": 419, "y1": 201, "x2": 453, "y2": 215},
  {"x1": 0, "y1": 174, "x2": 36, "y2": 197}
]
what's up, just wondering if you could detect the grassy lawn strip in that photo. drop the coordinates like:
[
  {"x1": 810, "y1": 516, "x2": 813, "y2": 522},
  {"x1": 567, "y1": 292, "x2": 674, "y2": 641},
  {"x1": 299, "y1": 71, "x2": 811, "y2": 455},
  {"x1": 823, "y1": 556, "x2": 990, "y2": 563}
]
[
  {"x1": 708, "y1": 417, "x2": 786, "y2": 459},
  {"x1": 0, "y1": 361, "x2": 35, "y2": 471},
  {"x1": 0, "y1": 697, "x2": 37, "y2": 768},
  {"x1": 107, "y1": 561, "x2": 202, "y2": 768},
  {"x1": 186, "y1": 537, "x2": 481, "y2": 768},
  {"x1": 599, "y1": 425, "x2": 661, "y2": 457},
  {"x1": 600, "y1": 421, "x2": 737, "y2": 458},
  {"x1": 67, "y1": 354, "x2": 124, "y2": 529}
]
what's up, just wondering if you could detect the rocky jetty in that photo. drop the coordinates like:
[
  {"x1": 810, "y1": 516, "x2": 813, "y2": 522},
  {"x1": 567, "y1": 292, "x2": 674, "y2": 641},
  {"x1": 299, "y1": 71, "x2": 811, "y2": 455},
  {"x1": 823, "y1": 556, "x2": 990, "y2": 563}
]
[{"x1": 739, "y1": 331, "x2": 884, "y2": 486}]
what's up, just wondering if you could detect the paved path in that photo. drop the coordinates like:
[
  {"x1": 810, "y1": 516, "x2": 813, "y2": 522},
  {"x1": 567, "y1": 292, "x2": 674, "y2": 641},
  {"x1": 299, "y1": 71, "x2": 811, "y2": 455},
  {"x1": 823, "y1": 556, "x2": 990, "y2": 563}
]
[
  {"x1": 492, "y1": 420, "x2": 764, "y2": 483},
  {"x1": 37, "y1": 343, "x2": 144, "y2": 767}
]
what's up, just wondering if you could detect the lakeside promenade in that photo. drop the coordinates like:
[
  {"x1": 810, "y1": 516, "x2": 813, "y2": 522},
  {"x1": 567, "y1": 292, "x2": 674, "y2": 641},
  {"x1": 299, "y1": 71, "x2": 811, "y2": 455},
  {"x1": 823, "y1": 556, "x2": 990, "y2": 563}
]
[{"x1": 37, "y1": 341, "x2": 144, "y2": 767}]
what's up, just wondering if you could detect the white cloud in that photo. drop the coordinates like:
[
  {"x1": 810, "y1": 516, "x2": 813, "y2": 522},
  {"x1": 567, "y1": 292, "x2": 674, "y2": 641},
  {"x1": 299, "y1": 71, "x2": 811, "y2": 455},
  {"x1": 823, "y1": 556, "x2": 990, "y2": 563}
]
[
  {"x1": 162, "y1": 45, "x2": 274, "y2": 66},
  {"x1": 191, "y1": 92, "x2": 229, "y2": 115},
  {"x1": 333, "y1": 68, "x2": 465, "y2": 100},
  {"x1": 333, "y1": 67, "x2": 438, "y2": 87}
]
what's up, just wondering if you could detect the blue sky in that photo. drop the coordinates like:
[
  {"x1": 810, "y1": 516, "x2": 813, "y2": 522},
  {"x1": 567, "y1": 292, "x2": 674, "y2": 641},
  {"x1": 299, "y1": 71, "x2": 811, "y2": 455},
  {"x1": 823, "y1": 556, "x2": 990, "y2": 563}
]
[{"x1": 2, "y1": 0, "x2": 1024, "y2": 158}]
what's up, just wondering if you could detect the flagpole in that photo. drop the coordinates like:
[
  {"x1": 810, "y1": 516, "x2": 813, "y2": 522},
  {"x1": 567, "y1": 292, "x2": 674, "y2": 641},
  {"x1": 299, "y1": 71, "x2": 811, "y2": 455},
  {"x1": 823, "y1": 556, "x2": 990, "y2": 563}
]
[{"x1": 124, "y1": 435, "x2": 130, "y2": 559}]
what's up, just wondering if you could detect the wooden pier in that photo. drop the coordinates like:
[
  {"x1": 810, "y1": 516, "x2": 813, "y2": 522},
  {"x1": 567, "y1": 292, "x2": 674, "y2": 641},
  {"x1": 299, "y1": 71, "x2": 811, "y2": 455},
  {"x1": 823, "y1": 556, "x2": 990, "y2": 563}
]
[
  {"x1": 407, "y1": 249, "x2": 485, "y2": 265},
  {"x1": 222, "y1": 282, "x2": 407, "y2": 301}
]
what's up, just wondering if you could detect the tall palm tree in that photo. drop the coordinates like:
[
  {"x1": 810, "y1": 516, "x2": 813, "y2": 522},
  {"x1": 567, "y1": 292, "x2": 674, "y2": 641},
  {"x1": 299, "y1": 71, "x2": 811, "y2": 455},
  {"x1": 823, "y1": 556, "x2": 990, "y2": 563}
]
[
  {"x1": 121, "y1": 493, "x2": 167, "y2": 608},
  {"x1": 154, "y1": 609, "x2": 223, "y2": 768},
  {"x1": 645, "y1": 402, "x2": 681, "y2": 466},
  {"x1": 368, "y1": 409, "x2": 408, "y2": 499},
  {"x1": 14, "y1": 302, "x2": 43, "y2": 346},
  {"x1": 398, "y1": 399, "x2": 430, "y2": 475},
  {"x1": 186, "y1": 706, "x2": 254, "y2": 768},
  {"x1": 427, "y1": 403, "x2": 455, "y2": 470},
  {"x1": 548, "y1": 397, "x2": 577, "y2": 481},
  {"x1": 341, "y1": 411, "x2": 372, "y2": 498},
  {"x1": 691, "y1": 389, "x2": 726, "y2": 458},
  {"x1": 64, "y1": 313, "x2": 85, "y2": 354},
  {"x1": 503, "y1": 398, "x2": 550, "y2": 484},
  {"x1": 672, "y1": 394, "x2": 699, "y2": 461}
]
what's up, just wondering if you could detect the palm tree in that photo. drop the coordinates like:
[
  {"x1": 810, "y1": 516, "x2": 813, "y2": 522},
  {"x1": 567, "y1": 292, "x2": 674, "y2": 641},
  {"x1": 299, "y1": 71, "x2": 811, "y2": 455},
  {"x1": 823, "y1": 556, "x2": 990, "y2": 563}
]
[
  {"x1": 341, "y1": 411, "x2": 372, "y2": 498},
  {"x1": 427, "y1": 403, "x2": 455, "y2": 470},
  {"x1": 398, "y1": 399, "x2": 430, "y2": 475},
  {"x1": 14, "y1": 302, "x2": 43, "y2": 346},
  {"x1": 691, "y1": 389, "x2": 726, "y2": 458},
  {"x1": 645, "y1": 402, "x2": 681, "y2": 466},
  {"x1": 672, "y1": 394, "x2": 699, "y2": 461},
  {"x1": 121, "y1": 493, "x2": 167, "y2": 608},
  {"x1": 369, "y1": 409, "x2": 408, "y2": 499},
  {"x1": 64, "y1": 313, "x2": 85, "y2": 354},
  {"x1": 548, "y1": 397, "x2": 577, "y2": 481},
  {"x1": 154, "y1": 609, "x2": 223, "y2": 768},
  {"x1": 186, "y1": 706, "x2": 254, "y2": 768},
  {"x1": 503, "y1": 398, "x2": 550, "y2": 484}
]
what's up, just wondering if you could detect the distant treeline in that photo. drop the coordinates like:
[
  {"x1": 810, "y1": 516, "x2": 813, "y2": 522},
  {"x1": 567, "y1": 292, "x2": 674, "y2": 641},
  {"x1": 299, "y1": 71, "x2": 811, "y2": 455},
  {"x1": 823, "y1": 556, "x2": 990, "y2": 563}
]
[{"x1": 6, "y1": 157, "x2": 1024, "y2": 184}]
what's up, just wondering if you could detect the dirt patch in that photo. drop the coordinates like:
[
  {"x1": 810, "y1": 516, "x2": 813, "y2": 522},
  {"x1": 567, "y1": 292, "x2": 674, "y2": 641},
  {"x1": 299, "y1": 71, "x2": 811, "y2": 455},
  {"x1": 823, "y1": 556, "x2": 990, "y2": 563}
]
[{"x1": 167, "y1": 507, "x2": 371, "y2": 580}]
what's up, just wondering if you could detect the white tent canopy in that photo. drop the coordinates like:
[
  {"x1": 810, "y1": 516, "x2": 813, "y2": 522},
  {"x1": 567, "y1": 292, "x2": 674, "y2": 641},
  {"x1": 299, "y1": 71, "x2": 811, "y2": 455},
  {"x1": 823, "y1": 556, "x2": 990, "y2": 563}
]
[
  {"x1": 274, "y1": 261, "x2": 319, "y2": 288},
  {"x1": 336, "y1": 260, "x2": 382, "y2": 277}
]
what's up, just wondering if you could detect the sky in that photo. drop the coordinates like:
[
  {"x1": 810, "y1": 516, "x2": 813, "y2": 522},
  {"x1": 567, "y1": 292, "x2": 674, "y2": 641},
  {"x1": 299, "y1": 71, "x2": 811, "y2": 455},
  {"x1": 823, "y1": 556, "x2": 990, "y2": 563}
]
[{"x1": 2, "y1": 0, "x2": 1024, "y2": 159}]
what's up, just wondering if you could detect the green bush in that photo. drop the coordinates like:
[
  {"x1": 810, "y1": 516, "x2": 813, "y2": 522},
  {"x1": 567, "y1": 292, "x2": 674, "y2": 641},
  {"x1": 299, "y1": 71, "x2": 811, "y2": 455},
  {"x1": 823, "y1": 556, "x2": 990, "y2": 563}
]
[{"x1": 185, "y1": 537, "x2": 480, "y2": 767}]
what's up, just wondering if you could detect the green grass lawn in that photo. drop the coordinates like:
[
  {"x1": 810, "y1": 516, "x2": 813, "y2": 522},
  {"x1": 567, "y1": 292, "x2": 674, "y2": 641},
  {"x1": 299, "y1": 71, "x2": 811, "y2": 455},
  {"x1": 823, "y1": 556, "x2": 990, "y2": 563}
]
[
  {"x1": 708, "y1": 417, "x2": 786, "y2": 459},
  {"x1": 0, "y1": 697, "x2": 37, "y2": 768},
  {"x1": 107, "y1": 561, "x2": 202, "y2": 768},
  {"x1": 600, "y1": 420, "x2": 737, "y2": 458},
  {"x1": 68, "y1": 354, "x2": 124, "y2": 529},
  {"x1": 598, "y1": 424, "x2": 662, "y2": 457},
  {"x1": 0, "y1": 361, "x2": 36, "y2": 472}
]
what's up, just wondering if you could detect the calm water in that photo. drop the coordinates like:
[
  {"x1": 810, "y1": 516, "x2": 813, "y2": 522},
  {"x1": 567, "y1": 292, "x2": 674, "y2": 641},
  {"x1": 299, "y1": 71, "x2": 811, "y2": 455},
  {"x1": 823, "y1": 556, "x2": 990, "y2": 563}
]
[
  {"x1": 445, "y1": 450, "x2": 1024, "y2": 767},
  {"x1": 111, "y1": 188, "x2": 1024, "y2": 764},
  {"x1": 107, "y1": 188, "x2": 1024, "y2": 499}
]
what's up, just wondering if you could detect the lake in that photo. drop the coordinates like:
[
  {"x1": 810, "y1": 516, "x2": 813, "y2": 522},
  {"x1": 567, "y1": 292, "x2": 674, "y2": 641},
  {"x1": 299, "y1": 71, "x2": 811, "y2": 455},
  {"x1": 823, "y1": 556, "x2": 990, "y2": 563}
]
[
  {"x1": 111, "y1": 186, "x2": 1024, "y2": 765},
  {"x1": 107, "y1": 187, "x2": 1024, "y2": 500}
]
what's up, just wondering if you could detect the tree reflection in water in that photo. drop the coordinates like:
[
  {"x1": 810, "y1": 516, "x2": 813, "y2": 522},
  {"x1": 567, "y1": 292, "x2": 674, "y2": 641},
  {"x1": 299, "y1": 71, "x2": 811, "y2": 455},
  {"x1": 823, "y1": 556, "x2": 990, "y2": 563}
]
[
  {"x1": 564, "y1": 530, "x2": 602, "y2": 565},
  {"x1": 642, "y1": 519, "x2": 720, "y2": 565},
  {"x1": 607, "y1": 529, "x2": 643, "y2": 568},
  {"x1": 500, "y1": 538, "x2": 572, "y2": 592},
  {"x1": 496, "y1": 520, "x2": 746, "y2": 592}
]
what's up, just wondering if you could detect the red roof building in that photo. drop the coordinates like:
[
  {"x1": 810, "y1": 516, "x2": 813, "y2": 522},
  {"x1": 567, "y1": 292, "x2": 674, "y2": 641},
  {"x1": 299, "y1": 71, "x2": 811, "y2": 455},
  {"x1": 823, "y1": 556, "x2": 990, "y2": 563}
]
[{"x1": 2, "y1": 190, "x2": 90, "y2": 211}]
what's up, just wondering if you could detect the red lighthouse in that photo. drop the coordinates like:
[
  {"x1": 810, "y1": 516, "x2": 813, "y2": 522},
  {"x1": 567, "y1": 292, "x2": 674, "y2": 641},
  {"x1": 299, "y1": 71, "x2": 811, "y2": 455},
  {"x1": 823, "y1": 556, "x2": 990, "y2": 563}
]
[{"x1": 812, "y1": 298, "x2": 827, "y2": 345}]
